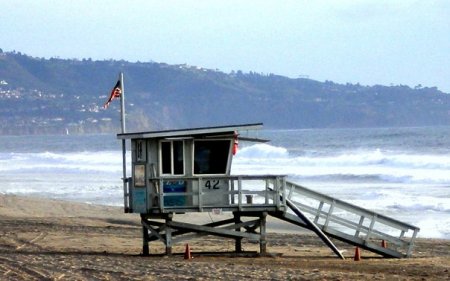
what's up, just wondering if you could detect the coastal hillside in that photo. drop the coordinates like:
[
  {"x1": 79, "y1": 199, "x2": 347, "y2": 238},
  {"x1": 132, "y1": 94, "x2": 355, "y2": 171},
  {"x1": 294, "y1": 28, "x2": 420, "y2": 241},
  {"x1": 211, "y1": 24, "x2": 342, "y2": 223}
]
[{"x1": 0, "y1": 50, "x2": 449, "y2": 135}]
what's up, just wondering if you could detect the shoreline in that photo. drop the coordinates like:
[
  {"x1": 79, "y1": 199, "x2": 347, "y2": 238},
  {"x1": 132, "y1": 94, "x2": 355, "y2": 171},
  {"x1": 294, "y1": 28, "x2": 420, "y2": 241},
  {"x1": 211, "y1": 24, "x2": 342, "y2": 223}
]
[
  {"x1": 1, "y1": 193, "x2": 449, "y2": 280},
  {"x1": 2, "y1": 193, "x2": 448, "y2": 239}
]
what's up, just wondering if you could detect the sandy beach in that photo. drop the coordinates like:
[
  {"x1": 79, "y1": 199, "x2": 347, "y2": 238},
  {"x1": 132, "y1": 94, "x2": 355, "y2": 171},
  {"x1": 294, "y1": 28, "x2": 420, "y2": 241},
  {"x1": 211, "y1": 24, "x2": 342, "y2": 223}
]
[{"x1": 0, "y1": 194, "x2": 449, "y2": 280}]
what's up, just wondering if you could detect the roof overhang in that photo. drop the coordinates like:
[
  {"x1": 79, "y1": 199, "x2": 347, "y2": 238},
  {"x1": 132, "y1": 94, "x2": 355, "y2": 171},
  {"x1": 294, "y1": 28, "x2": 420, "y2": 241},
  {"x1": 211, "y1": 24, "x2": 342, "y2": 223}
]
[{"x1": 117, "y1": 123, "x2": 264, "y2": 140}]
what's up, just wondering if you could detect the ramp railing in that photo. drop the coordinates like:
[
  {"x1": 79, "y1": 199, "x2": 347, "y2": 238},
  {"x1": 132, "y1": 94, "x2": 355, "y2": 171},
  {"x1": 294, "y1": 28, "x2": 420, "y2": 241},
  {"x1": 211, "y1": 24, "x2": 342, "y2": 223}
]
[{"x1": 284, "y1": 181, "x2": 420, "y2": 257}]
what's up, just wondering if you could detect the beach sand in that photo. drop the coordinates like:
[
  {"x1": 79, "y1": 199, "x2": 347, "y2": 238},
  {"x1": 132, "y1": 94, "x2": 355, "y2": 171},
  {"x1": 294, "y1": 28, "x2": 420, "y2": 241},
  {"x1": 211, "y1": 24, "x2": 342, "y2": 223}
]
[{"x1": 0, "y1": 194, "x2": 449, "y2": 280}]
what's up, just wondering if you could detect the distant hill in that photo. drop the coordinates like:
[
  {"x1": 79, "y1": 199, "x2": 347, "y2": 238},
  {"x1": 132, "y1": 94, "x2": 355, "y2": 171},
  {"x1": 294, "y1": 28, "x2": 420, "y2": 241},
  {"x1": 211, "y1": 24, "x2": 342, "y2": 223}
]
[{"x1": 0, "y1": 50, "x2": 449, "y2": 135}]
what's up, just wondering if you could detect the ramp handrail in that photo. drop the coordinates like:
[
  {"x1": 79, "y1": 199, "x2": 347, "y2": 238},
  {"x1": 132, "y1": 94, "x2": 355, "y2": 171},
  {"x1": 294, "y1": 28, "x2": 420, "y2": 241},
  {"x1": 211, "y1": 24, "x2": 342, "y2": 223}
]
[{"x1": 285, "y1": 181, "x2": 420, "y2": 257}]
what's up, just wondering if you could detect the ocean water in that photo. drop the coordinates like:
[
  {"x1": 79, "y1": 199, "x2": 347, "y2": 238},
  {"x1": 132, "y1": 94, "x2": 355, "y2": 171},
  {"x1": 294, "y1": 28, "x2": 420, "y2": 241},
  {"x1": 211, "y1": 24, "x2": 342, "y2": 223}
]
[{"x1": 0, "y1": 127, "x2": 449, "y2": 239}]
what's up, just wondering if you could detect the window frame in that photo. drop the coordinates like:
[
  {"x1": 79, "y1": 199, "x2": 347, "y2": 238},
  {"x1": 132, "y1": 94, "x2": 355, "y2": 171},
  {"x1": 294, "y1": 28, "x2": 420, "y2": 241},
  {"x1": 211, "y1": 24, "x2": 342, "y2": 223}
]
[
  {"x1": 159, "y1": 140, "x2": 185, "y2": 176},
  {"x1": 192, "y1": 139, "x2": 232, "y2": 176}
]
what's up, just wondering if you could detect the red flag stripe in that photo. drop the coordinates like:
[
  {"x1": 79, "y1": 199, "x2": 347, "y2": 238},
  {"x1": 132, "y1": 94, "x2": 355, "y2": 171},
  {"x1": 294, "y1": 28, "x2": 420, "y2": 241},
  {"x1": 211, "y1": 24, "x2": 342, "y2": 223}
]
[{"x1": 103, "y1": 80, "x2": 122, "y2": 109}]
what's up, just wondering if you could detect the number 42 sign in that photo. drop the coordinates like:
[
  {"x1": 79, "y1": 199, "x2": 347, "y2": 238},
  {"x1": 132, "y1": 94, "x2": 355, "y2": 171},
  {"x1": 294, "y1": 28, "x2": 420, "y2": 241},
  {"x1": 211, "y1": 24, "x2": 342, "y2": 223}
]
[{"x1": 204, "y1": 180, "x2": 220, "y2": 190}]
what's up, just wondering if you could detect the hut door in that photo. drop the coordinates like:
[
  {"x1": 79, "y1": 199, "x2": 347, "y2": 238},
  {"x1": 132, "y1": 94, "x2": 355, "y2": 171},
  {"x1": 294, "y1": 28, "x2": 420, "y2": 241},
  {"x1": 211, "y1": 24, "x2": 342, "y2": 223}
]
[{"x1": 160, "y1": 140, "x2": 187, "y2": 207}]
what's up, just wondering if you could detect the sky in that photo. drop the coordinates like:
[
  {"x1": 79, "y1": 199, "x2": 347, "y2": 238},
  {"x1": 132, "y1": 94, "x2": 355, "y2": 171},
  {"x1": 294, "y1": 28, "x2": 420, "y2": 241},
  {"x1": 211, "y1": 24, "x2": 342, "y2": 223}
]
[{"x1": 1, "y1": 0, "x2": 450, "y2": 92}]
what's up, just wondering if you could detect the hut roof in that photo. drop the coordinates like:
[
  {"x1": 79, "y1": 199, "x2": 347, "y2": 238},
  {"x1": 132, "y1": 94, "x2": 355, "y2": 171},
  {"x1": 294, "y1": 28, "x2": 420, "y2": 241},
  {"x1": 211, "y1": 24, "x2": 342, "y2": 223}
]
[{"x1": 117, "y1": 123, "x2": 263, "y2": 140}]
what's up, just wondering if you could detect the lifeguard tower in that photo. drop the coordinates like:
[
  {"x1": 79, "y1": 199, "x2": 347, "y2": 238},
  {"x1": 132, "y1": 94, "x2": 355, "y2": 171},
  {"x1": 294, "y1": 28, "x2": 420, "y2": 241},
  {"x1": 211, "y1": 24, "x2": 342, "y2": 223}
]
[{"x1": 117, "y1": 123, "x2": 420, "y2": 259}]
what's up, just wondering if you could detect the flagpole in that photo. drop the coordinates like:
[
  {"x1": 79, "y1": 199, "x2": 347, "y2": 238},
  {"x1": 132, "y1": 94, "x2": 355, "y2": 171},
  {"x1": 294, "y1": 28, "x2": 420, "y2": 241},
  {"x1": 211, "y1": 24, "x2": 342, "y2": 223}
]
[
  {"x1": 119, "y1": 72, "x2": 126, "y2": 134},
  {"x1": 119, "y1": 72, "x2": 128, "y2": 212}
]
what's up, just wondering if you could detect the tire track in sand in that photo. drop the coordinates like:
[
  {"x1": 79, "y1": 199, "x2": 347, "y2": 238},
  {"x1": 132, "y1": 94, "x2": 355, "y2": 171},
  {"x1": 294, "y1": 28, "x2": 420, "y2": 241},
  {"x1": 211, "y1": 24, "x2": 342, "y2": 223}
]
[
  {"x1": 15, "y1": 232, "x2": 47, "y2": 250},
  {"x1": 0, "y1": 256, "x2": 51, "y2": 281}
]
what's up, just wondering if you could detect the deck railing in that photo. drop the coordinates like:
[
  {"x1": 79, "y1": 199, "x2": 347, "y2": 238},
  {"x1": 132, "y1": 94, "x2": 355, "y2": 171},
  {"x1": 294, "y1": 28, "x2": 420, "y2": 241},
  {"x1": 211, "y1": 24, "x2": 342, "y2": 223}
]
[{"x1": 148, "y1": 175, "x2": 288, "y2": 213}]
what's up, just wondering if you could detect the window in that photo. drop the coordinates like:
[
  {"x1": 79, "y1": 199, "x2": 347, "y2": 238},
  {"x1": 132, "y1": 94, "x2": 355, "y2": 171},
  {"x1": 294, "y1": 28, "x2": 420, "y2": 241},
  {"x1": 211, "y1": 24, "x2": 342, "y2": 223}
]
[
  {"x1": 161, "y1": 142, "x2": 171, "y2": 174},
  {"x1": 160, "y1": 140, "x2": 184, "y2": 175},
  {"x1": 194, "y1": 140, "x2": 231, "y2": 174},
  {"x1": 136, "y1": 140, "x2": 146, "y2": 161}
]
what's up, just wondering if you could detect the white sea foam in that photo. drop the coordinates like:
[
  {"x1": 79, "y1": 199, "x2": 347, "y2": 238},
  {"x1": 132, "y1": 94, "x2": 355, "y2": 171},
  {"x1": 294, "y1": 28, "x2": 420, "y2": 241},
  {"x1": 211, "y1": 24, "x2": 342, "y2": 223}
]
[
  {"x1": 237, "y1": 143, "x2": 289, "y2": 159},
  {"x1": 0, "y1": 150, "x2": 126, "y2": 206},
  {"x1": 233, "y1": 144, "x2": 450, "y2": 184},
  {"x1": 416, "y1": 218, "x2": 450, "y2": 239},
  {"x1": 0, "y1": 151, "x2": 126, "y2": 173},
  {"x1": 232, "y1": 143, "x2": 450, "y2": 238}
]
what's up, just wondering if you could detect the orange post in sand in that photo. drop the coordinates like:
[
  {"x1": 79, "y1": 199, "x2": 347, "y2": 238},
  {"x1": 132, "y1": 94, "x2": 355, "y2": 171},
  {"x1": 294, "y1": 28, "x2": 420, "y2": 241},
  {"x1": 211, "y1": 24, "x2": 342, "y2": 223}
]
[
  {"x1": 381, "y1": 240, "x2": 387, "y2": 248},
  {"x1": 184, "y1": 244, "x2": 192, "y2": 260},
  {"x1": 354, "y1": 247, "x2": 361, "y2": 261}
]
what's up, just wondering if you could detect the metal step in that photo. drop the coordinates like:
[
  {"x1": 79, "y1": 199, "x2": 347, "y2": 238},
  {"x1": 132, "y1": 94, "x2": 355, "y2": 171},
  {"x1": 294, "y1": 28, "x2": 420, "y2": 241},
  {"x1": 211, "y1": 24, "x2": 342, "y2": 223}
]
[{"x1": 281, "y1": 180, "x2": 420, "y2": 258}]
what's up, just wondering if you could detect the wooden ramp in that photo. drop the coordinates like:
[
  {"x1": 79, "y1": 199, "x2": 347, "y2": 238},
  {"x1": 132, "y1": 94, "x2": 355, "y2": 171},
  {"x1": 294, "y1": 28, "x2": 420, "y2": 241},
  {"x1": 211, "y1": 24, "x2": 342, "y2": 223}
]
[{"x1": 272, "y1": 181, "x2": 420, "y2": 258}]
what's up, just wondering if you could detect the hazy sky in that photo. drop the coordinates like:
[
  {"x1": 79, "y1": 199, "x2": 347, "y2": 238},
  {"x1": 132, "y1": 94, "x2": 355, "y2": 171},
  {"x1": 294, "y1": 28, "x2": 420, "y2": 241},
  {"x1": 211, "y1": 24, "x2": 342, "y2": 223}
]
[{"x1": 2, "y1": 0, "x2": 449, "y2": 92}]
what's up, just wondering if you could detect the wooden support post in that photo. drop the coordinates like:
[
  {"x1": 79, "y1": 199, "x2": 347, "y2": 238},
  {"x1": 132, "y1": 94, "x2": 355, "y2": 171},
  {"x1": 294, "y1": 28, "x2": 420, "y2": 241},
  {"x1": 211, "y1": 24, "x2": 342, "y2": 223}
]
[
  {"x1": 234, "y1": 212, "x2": 242, "y2": 253},
  {"x1": 165, "y1": 216, "x2": 173, "y2": 255},
  {"x1": 260, "y1": 212, "x2": 267, "y2": 255},
  {"x1": 141, "y1": 215, "x2": 150, "y2": 256}
]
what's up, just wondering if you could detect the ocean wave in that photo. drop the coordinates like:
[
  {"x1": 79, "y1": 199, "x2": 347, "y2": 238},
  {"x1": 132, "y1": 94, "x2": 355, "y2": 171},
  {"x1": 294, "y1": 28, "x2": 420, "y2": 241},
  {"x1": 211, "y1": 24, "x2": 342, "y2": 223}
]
[
  {"x1": 0, "y1": 151, "x2": 127, "y2": 173},
  {"x1": 292, "y1": 174, "x2": 406, "y2": 183},
  {"x1": 238, "y1": 143, "x2": 289, "y2": 159},
  {"x1": 233, "y1": 144, "x2": 450, "y2": 184},
  {"x1": 387, "y1": 202, "x2": 450, "y2": 213},
  {"x1": 237, "y1": 145, "x2": 450, "y2": 169}
]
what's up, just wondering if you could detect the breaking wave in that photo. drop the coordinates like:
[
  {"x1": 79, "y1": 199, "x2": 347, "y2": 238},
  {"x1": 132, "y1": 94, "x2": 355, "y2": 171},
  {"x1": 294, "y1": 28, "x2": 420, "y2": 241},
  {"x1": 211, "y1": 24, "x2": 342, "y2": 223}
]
[{"x1": 233, "y1": 144, "x2": 450, "y2": 184}]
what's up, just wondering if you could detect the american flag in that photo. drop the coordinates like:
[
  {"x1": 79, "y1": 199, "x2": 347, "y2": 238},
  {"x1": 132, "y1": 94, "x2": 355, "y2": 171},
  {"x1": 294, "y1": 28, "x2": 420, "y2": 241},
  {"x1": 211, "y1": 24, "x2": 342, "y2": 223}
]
[{"x1": 103, "y1": 80, "x2": 122, "y2": 109}]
